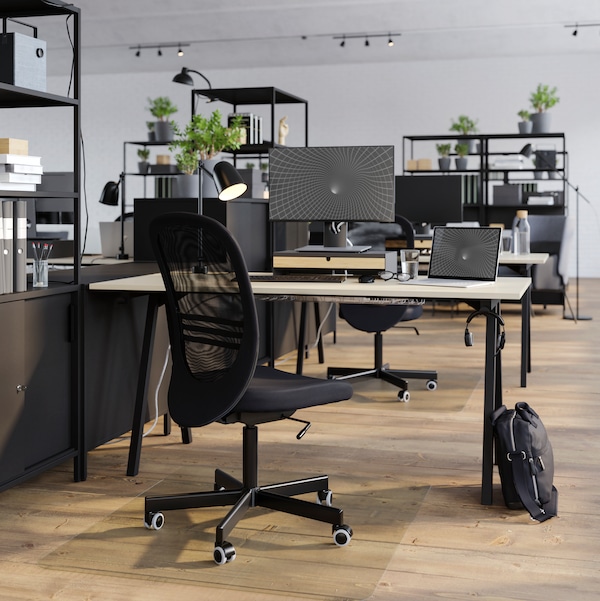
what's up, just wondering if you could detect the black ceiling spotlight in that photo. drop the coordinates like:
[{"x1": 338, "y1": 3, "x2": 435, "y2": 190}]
[
  {"x1": 340, "y1": 36, "x2": 346, "y2": 48},
  {"x1": 172, "y1": 67, "x2": 212, "y2": 89},
  {"x1": 157, "y1": 48, "x2": 162, "y2": 56},
  {"x1": 365, "y1": 36, "x2": 369, "y2": 47},
  {"x1": 388, "y1": 35, "x2": 394, "y2": 47},
  {"x1": 135, "y1": 46, "x2": 140, "y2": 57},
  {"x1": 177, "y1": 45, "x2": 184, "y2": 57}
]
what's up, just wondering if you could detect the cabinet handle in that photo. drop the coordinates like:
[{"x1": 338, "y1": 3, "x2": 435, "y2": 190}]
[{"x1": 16, "y1": 384, "x2": 28, "y2": 394}]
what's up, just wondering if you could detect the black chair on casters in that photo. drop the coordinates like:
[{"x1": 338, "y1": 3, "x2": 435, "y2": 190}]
[
  {"x1": 144, "y1": 212, "x2": 354, "y2": 565},
  {"x1": 327, "y1": 215, "x2": 438, "y2": 402}
]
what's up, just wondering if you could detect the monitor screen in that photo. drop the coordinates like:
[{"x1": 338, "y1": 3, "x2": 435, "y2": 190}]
[
  {"x1": 395, "y1": 175, "x2": 464, "y2": 226},
  {"x1": 269, "y1": 146, "x2": 395, "y2": 223}
]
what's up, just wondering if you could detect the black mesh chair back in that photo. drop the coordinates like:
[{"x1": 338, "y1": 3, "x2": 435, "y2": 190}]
[{"x1": 150, "y1": 212, "x2": 258, "y2": 428}]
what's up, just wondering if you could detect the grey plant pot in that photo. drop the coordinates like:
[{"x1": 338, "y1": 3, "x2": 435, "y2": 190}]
[
  {"x1": 438, "y1": 157, "x2": 451, "y2": 171},
  {"x1": 518, "y1": 121, "x2": 533, "y2": 134},
  {"x1": 154, "y1": 121, "x2": 174, "y2": 142},
  {"x1": 530, "y1": 112, "x2": 551, "y2": 134},
  {"x1": 138, "y1": 161, "x2": 149, "y2": 174},
  {"x1": 173, "y1": 173, "x2": 199, "y2": 198},
  {"x1": 455, "y1": 157, "x2": 468, "y2": 170}
]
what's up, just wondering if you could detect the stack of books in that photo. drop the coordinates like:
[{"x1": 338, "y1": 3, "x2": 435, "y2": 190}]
[
  {"x1": 0, "y1": 138, "x2": 43, "y2": 192},
  {"x1": 228, "y1": 113, "x2": 263, "y2": 146}
]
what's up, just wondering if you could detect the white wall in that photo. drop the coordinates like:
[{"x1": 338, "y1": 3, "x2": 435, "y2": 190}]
[{"x1": 5, "y1": 51, "x2": 599, "y2": 276}]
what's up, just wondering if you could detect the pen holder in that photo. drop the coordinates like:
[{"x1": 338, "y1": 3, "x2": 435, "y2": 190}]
[{"x1": 33, "y1": 259, "x2": 48, "y2": 288}]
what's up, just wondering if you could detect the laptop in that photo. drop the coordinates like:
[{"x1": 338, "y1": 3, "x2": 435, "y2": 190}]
[
  {"x1": 99, "y1": 221, "x2": 134, "y2": 258},
  {"x1": 409, "y1": 226, "x2": 502, "y2": 288}
]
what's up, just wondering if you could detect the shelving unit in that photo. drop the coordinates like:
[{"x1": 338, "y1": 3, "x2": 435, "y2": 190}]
[
  {"x1": 402, "y1": 133, "x2": 568, "y2": 226},
  {"x1": 190, "y1": 87, "x2": 309, "y2": 164},
  {"x1": 0, "y1": 1, "x2": 83, "y2": 489}
]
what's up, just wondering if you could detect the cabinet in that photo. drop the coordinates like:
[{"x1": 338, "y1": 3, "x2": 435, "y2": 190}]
[
  {"x1": 0, "y1": 1, "x2": 83, "y2": 489},
  {"x1": 402, "y1": 133, "x2": 568, "y2": 227}
]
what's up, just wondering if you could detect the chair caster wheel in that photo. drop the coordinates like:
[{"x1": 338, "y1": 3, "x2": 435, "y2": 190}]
[
  {"x1": 144, "y1": 512, "x2": 164, "y2": 530},
  {"x1": 426, "y1": 380, "x2": 438, "y2": 391},
  {"x1": 398, "y1": 389, "x2": 410, "y2": 402},
  {"x1": 317, "y1": 489, "x2": 333, "y2": 506},
  {"x1": 333, "y1": 524, "x2": 353, "y2": 547},
  {"x1": 214, "y1": 541, "x2": 236, "y2": 565}
]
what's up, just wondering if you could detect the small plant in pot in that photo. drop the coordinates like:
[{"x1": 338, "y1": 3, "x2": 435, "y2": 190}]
[
  {"x1": 529, "y1": 84, "x2": 559, "y2": 134},
  {"x1": 436, "y1": 143, "x2": 452, "y2": 171},
  {"x1": 454, "y1": 143, "x2": 469, "y2": 170},
  {"x1": 147, "y1": 96, "x2": 178, "y2": 142},
  {"x1": 169, "y1": 109, "x2": 245, "y2": 197},
  {"x1": 450, "y1": 115, "x2": 479, "y2": 153},
  {"x1": 137, "y1": 147, "x2": 150, "y2": 174},
  {"x1": 517, "y1": 110, "x2": 532, "y2": 134}
]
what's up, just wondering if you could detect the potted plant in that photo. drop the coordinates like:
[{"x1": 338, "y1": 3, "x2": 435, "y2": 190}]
[
  {"x1": 529, "y1": 84, "x2": 559, "y2": 134},
  {"x1": 517, "y1": 110, "x2": 532, "y2": 134},
  {"x1": 169, "y1": 109, "x2": 245, "y2": 197},
  {"x1": 147, "y1": 96, "x2": 178, "y2": 142},
  {"x1": 137, "y1": 147, "x2": 150, "y2": 174},
  {"x1": 146, "y1": 121, "x2": 156, "y2": 142},
  {"x1": 436, "y1": 143, "x2": 452, "y2": 171},
  {"x1": 454, "y1": 143, "x2": 469, "y2": 170},
  {"x1": 450, "y1": 115, "x2": 479, "y2": 153}
]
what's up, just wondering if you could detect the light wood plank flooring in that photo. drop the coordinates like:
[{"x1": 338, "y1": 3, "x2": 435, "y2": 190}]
[{"x1": 0, "y1": 280, "x2": 598, "y2": 600}]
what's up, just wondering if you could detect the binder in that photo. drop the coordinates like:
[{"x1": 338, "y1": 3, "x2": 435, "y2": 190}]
[
  {"x1": 2, "y1": 200, "x2": 13, "y2": 293},
  {"x1": 0, "y1": 201, "x2": 3, "y2": 293},
  {"x1": 13, "y1": 199, "x2": 27, "y2": 292}
]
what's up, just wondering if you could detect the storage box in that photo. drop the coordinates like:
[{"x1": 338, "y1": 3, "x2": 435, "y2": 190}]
[
  {"x1": 0, "y1": 32, "x2": 46, "y2": 92},
  {"x1": 0, "y1": 138, "x2": 28, "y2": 155},
  {"x1": 493, "y1": 184, "x2": 522, "y2": 206}
]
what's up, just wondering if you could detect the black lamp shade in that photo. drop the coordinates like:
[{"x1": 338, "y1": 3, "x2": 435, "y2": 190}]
[
  {"x1": 519, "y1": 144, "x2": 533, "y2": 158},
  {"x1": 99, "y1": 181, "x2": 120, "y2": 206},
  {"x1": 172, "y1": 67, "x2": 194, "y2": 86},
  {"x1": 212, "y1": 161, "x2": 248, "y2": 201}
]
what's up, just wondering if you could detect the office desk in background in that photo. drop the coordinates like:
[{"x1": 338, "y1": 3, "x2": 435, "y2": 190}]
[{"x1": 89, "y1": 274, "x2": 530, "y2": 505}]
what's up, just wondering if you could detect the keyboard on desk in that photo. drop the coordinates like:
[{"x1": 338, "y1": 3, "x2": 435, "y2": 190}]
[{"x1": 249, "y1": 273, "x2": 347, "y2": 283}]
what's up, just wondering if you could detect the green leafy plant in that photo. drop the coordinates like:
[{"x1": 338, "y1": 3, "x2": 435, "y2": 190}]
[
  {"x1": 529, "y1": 84, "x2": 559, "y2": 112},
  {"x1": 454, "y1": 143, "x2": 469, "y2": 158},
  {"x1": 137, "y1": 148, "x2": 150, "y2": 161},
  {"x1": 146, "y1": 121, "x2": 155, "y2": 132},
  {"x1": 436, "y1": 143, "x2": 452, "y2": 157},
  {"x1": 517, "y1": 109, "x2": 530, "y2": 122},
  {"x1": 450, "y1": 115, "x2": 478, "y2": 135},
  {"x1": 169, "y1": 110, "x2": 245, "y2": 174},
  {"x1": 147, "y1": 96, "x2": 178, "y2": 121},
  {"x1": 245, "y1": 162, "x2": 256, "y2": 169}
]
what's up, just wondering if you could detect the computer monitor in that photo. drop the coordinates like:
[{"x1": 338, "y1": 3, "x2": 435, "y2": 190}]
[
  {"x1": 395, "y1": 175, "x2": 464, "y2": 232},
  {"x1": 269, "y1": 145, "x2": 395, "y2": 249}
]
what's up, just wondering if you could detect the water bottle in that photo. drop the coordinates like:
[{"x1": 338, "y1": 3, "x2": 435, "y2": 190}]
[{"x1": 512, "y1": 210, "x2": 530, "y2": 255}]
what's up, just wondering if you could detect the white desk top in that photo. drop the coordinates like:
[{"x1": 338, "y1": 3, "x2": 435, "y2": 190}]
[{"x1": 89, "y1": 273, "x2": 531, "y2": 303}]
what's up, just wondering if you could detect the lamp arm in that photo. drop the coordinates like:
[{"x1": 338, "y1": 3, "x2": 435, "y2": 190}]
[{"x1": 188, "y1": 69, "x2": 212, "y2": 89}]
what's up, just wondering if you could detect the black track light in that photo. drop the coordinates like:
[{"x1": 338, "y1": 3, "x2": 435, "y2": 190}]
[
  {"x1": 135, "y1": 46, "x2": 140, "y2": 57},
  {"x1": 365, "y1": 37, "x2": 369, "y2": 47},
  {"x1": 177, "y1": 46, "x2": 184, "y2": 57},
  {"x1": 157, "y1": 48, "x2": 162, "y2": 56},
  {"x1": 388, "y1": 36, "x2": 394, "y2": 47},
  {"x1": 340, "y1": 36, "x2": 346, "y2": 48}
]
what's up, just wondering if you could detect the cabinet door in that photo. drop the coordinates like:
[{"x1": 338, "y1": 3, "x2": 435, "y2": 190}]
[
  {"x1": 0, "y1": 301, "x2": 25, "y2": 484},
  {"x1": 23, "y1": 295, "x2": 73, "y2": 468}
]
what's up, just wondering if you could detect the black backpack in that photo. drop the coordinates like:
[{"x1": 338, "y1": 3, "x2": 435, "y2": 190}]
[{"x1": 490, "y1": 402, "x2": 558, "y2": 522}]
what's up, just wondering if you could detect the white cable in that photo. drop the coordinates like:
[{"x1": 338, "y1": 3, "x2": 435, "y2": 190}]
[{"x1": 143, "y1": 344, "x2": 171, "y2": 438}]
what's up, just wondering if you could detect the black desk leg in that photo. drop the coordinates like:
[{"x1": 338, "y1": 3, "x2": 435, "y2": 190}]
[
  {"x1": 481, "y1": 300, "x2": 502, "y2": 505},
  {"x1": 314, "y1": 302, "x2": 325, "y2": 364},
  {"x1": 127, "y1": 295, "x2": 159, "y2": 477},
  {"x1": 296, "y1": 302, "x2": 308, "y2": 375}
]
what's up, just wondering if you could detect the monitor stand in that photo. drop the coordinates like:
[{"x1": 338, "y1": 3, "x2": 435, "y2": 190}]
[{"x1": 295, "y1": 222, "x2": 371, "y2": 253}]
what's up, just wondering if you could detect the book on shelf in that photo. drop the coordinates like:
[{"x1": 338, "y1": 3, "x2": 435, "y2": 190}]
[
  {"x1": 0, "y1": 163, "x2": 44, "y2": 175},
  {"x1": 0, "y1": 181, "x2": 37, "y2": 191},
  {"x1": 13, "y1": 200, "x2": 27, "y2": 292},
  {"x1": 1, "y1": 200, "x2": 13, "y2": 294},
  {"x1": 228, "y1": 112, "x2": 263, "y2": 146},
  {"x1": 0, "y1": 153, "x2": 41, "y2": 166},
  {"x1": 0, "y1": 172, "x2": 42, "y2": 184}
]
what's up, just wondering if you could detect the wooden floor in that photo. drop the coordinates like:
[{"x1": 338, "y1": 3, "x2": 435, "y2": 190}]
[{"x1": 1, "y1": 280, "x2": 599, "y2": 600}]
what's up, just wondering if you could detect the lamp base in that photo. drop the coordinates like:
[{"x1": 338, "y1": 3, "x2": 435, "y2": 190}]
[
  {"x1": 116, "y1": 253, "x2": 129, "y2": 260},
  {"x1": 564, "y1": 314, "x2": 592, "y2": 321}
]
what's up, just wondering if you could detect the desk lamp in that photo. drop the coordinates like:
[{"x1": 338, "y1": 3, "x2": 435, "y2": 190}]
[
  {"x1": 172, "y1": 67, "x2": 212, "y2": 88},
  {"x1": 99, "y1": 173, "x2": 128, "y2": 260}
]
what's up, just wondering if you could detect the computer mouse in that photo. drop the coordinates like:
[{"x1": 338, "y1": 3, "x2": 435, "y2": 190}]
[{"x1": 359, "y1": 274, "x2": 375, "y2": 283}]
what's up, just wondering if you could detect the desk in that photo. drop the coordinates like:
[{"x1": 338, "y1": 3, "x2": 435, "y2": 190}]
[{"x1": 90, "y1": 274, "x2": 530, "y2": 505}]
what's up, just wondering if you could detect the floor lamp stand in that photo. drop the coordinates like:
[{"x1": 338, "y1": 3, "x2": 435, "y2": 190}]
[{"x1": 563, "y1": 184, "x2": 591, "y2": 321}]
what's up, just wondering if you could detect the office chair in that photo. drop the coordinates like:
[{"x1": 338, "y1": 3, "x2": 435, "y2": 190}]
[
  {"x1": 144, "y1": 212, "x2": 354, "y2": 565},
  {"x1": 327, "y1": 215, "x2": 438, "y2": 402}
]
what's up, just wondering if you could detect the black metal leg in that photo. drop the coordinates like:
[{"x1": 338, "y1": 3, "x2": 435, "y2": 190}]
[
  {"x1": 127, "y1": 295, "x2": 160, "y2": 477},
  {"x1": 296, "y1": 301, "x2": 308, "y2": 374},
  {"x1": 314, "y1": 302, "x2": 325, "y2": 364}
]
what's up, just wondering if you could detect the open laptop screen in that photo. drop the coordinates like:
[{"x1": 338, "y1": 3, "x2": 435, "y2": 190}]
[{"x1": 427, "y1": 226, "x2": 501, "y2": 282}]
